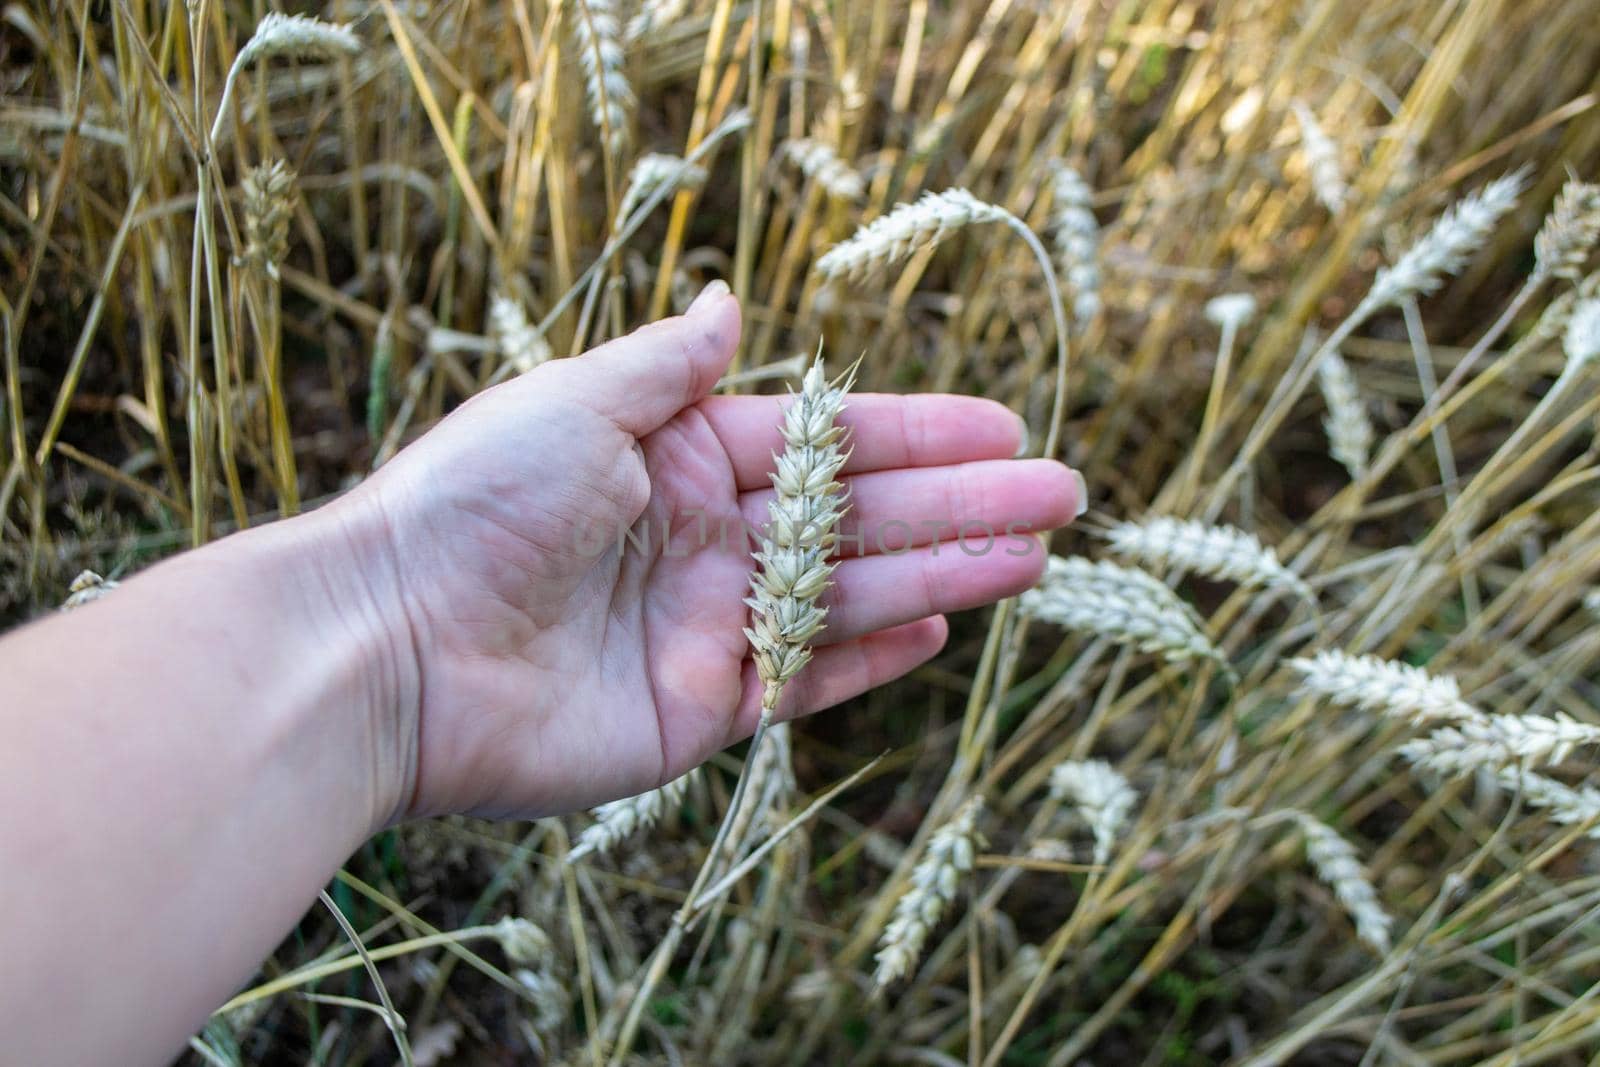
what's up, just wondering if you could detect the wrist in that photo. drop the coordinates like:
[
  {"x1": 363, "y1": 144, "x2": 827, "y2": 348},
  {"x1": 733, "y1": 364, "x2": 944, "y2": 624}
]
[{"x1": 229, "y1": 500, "x2": 423, "y2": 833}]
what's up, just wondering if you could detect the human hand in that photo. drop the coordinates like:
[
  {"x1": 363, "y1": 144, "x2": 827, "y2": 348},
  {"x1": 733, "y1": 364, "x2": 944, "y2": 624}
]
[{"x1": 329, "y1": 283, "x2": 1085, "y2": 822}]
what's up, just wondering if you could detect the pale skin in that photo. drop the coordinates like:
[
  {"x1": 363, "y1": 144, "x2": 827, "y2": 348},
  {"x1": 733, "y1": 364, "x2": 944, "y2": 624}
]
[{"x1": 0, "y1": 282, "x2": 1084, "y2": 1065}]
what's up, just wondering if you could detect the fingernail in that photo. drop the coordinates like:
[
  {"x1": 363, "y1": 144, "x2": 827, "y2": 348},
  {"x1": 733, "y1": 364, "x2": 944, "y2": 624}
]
[
  {"x1": 1070, "y1": 469, "x2": 1088, "y2": 518},
  {"x1": 1012, "y1": 415, "x2": 1031, "y2": 458},
  {"x1": 689, "y1": 278, "x2": 731, "y2": 314}
]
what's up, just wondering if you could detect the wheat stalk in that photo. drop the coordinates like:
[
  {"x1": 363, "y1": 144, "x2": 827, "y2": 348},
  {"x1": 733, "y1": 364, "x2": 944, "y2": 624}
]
[
  {"x1": 1020, "y1": 556, "x2": 1231, "y2": 675},
  {"x1": 1288, "y1": 651, "x2": 1484, "y2": 725},
  {"x1": 781, "y1": 138, "x2": 865, "y2": 201},
  {"x1": 873, "y1": 797, "x2": 984, "y2": 990},
  {"x1": 1049, "y1": 760, "x2": 1138, "y2": 866},
  {"x1": 1316, "y1": 348, "x2": 1372, "y2": 478},
  {"x1": 567, "y1": 773, "x2": 695, "y2": 862},
  {"x1": 1048, "y1": 163, "x2": 1103, "y2": 324},
  {"x1": 569, "y1": 0, "x2": 634, "y2": 154},
  {"x1": 1104, "y1": 516, "x2": 1312, "y2": 603},
  {"x1": 1290, "y1": 100, "x2": 1349, "y2": 215},
  {"x1": 1288, "y1": 813, "x2": 1392, "y2": 953}
]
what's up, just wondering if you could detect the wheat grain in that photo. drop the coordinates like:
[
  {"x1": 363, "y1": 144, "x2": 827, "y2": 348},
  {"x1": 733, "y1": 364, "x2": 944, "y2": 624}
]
[
  {"x1": 781, "y1": 138, "x2": 864, "y2": 201},
  {"x1": 1105, "y1": 517, "x2": 1312, "y2": 603},
  {"x1": 1020, "y1": 556, "x2": 1230, "y2": 673},
  {"x1": 488, "y1": 289, "x2": 552, "y2": 374},
  {"x1": 744, "y1": 358, "x2": 853, "y2": 717},
  {"x1": 1316, "y1": 348, "x2": 1372, "y2": 478},
  {"x1": 1361, "y1": 171, "x2": 1527, "y2": 313},
  {"x1": 1534, "y1": 179, "x2": 1600, "y2": 281},
  {"x1": 569, "y1": 0, "x2": 634, "y2": 154},
  {"x1": 1290, "y1": 813, "x2": 1392, "y2": 953},
  {"x1": 1048, "y1": 163, "x2": 1103, "y2": 324},
  {"x1": 815, "y1": 189, "x2": 1010, "y2": 282},
  {"x1": 873, "y1": 797, "x2": 984, "y2": 990},
  {"x1": 241, "y1": 160, "x2": 296, "y2": 280},
  {"x1": 567, "y1": 773, "x2": 694, "y2": 862},
  {"x1": 1049, "y1": 760, "x2": 1138, "y2": 866},
  {"x1": 1289, "y1": 651, "x2": 1484, "y2": 725},
  {"x1": 1290, "y1": 101, "x2": 1349, "y2": 214}
]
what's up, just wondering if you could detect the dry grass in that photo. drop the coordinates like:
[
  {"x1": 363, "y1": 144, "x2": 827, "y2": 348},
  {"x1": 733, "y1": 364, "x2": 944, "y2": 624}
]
[{"x1": 6, "y1": 0, "x2": 1600, "y2": 1063}]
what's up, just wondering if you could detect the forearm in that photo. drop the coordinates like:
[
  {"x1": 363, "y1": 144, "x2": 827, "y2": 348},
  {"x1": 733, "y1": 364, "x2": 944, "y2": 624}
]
[{"x1": 0, "y1": 506, "x2": 413, "y2": 1066}]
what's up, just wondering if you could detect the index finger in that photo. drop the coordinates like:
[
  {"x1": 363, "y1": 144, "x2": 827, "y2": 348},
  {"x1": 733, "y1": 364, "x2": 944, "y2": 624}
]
[{"x1": 696, "y1": 392, "x2": 1027, "y2": 491}]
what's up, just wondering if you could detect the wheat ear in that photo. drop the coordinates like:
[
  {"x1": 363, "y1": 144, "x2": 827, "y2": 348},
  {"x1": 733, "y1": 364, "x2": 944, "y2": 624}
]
[
  {"x1": 567, "y1": 773, "x2": 694, "y2": 862},
  {"x1": 1494, "y1": 768, "x2": 1600, "y2": 836},
  {"x1": 1397, "y1": 713, "x2": 1600, "y2": 776},
  {"x1": 745, "y1": 358, "x2": 854, "y2": 718},
  {"x1": 625, "y1": 0, "x2": 689, "y2": 43},
  {"x1": 1020, "y1": 556, "x2": 1231, "y2": 676},
  {"x1": 569, "y1": 0, "x2": 634, "y2": 154},
  {"x1": 873, "y1": 797, "x2": 984, "y2": 990},
  {"x1": 816, "y1": 186, "x2": 1070, "y2": 459},
  {"x1": 1534, "y1": 178, "x2": 1600, "y2": 281},
  {"x1": 617, "y1": 153, "x2": 707, "y2": 223},
  {"x1": 1048, "y1": 163, "x2": 1103, "y2": 323},
  {"x1": 1049, "y1": 760, "x2": 1138, "y2": 866},
  {"x1": 1105, "y1": 516, "x2": 1313, "y2": 603},
  {"x1": 1288, "y1": 651, "x2": 1484, "y2": 725},
  {"x1": 781, "y1": 138, "x2": 865, "y2": 201},
  {"x1": 60, "y1": 570, "x2": 118, "y2": 611},
  {"x1": 1360, "y1": 170, "x2": 1528, "y2": 314},
  {"x1": 815, "y1": 189, "x2": 1010, "y2": 281},
  {"x1": 488, "y1": 289, "x2": 552, "y2": 374},
  {"x1": 211, "y1": 14, "x2": 359, "y2": 144},
  {"x1": 1290, "y1": 101, "x2": 1349, "y2": 214},
  {"x1": 1288, "y1": 813, "x2": 1393, "y2": 953},
  {"x1": 1316, "y1": 348, "x2": 1373, "y2": 478},
  {"x1": 241, "y1": 160, "x2": 296, "y2": 280}
]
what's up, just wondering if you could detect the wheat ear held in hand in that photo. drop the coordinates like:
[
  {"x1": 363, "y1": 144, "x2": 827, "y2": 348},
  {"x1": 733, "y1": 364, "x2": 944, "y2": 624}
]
[{"x1": 744, "y1": 357, "x2": 855, "y2": 723}]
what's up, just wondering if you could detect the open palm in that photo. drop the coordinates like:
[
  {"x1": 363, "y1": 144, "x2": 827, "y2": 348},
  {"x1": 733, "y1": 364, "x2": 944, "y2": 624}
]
[{"x1": 344, "y1": 286, "x2": 1082, "y2": 820}]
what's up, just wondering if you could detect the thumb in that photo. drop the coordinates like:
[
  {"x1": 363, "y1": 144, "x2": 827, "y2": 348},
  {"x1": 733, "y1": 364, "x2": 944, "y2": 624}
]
[{"x1": 538, "y1": 280, "x2": 741, "y2": 437}]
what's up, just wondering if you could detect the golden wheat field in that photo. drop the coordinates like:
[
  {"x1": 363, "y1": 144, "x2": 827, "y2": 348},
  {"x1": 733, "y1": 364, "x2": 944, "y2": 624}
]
[{"x1": 7, "y1": 0, "x2": 1600, "y2": 1063}]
